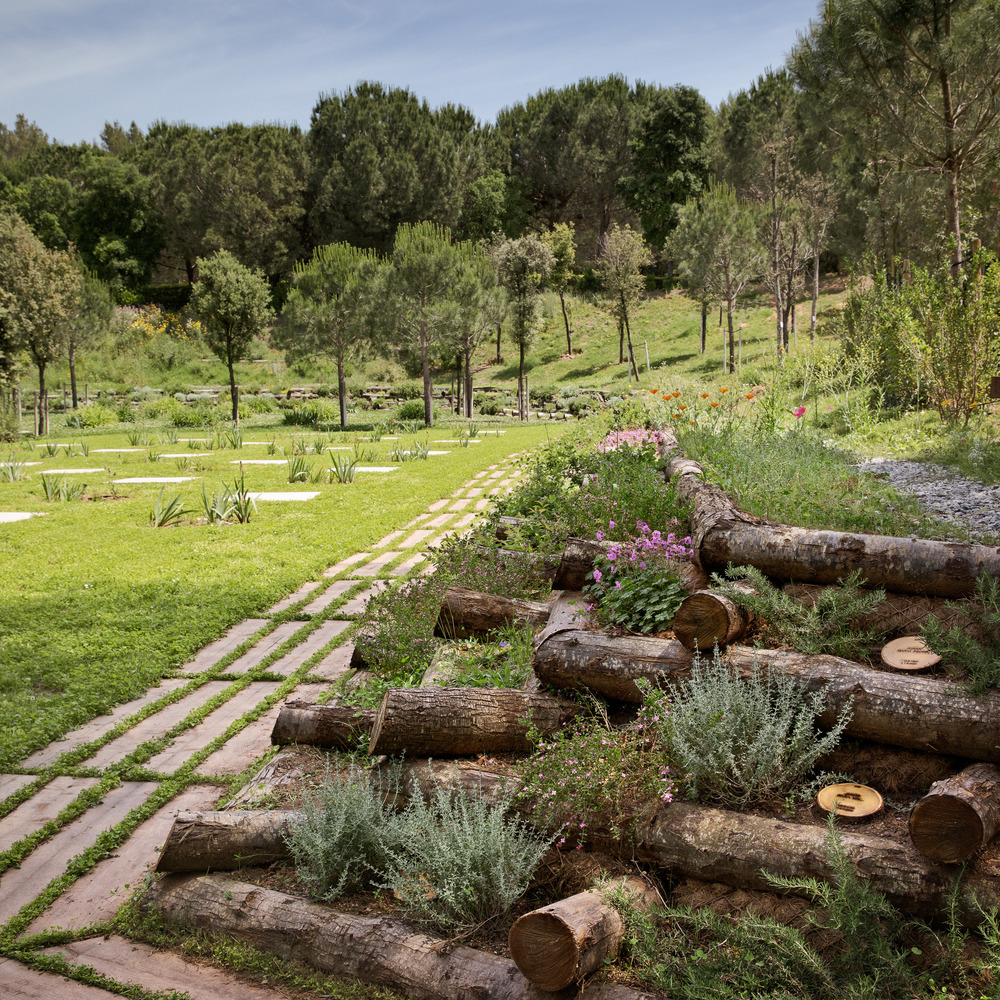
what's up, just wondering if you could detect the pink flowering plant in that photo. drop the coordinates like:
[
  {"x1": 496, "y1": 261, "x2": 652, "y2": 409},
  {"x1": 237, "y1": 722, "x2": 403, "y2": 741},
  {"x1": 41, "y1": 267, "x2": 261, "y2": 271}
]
[
  {"x1": 583, "y1": 520, "x2": 695, "y2": 634},
  {"x1": 516, "y1": 697, "x2": 675, "y2": 846}
]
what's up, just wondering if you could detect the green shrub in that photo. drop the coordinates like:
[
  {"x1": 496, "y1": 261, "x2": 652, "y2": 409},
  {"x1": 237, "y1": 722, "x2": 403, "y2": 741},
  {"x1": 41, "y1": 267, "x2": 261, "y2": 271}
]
[
  {"x1": 74, "y1": 402, "x2": 118, "y2": 428},
  {"x1": 434, "y1": 533, "x2": 553, "y2": 601},
  {"x1": 140, "y1": 397, "x2": 181, "y2": 419},
  {"x1": 654, "y1": 649, "x2": 851, "y2": 807},
  {"x1": 240, "y1": 394, "x2": 278, "y2": 415},
  {"x1": 395, "y1": 399, "x2": 427, "y2": 421}
]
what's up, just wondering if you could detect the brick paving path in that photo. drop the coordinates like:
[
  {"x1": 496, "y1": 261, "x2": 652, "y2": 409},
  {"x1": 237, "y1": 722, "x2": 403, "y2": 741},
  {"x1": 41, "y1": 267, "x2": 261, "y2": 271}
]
[{"x1": 0, "y1": 456, "x2": 523, "y2": 997}]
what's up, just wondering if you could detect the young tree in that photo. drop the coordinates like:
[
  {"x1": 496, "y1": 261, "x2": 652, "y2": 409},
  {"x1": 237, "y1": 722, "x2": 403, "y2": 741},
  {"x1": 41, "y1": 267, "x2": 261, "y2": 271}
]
[
  {"x1": 278, "y1": 243, "x2": 380, "y2": 428},
  {"x1": 191, "y1": 249, "x2": 273, "y2": 424},
  {"x1": 63, "y1": 271, "x2": 114, "y2": 408},
  {"x1": 540, "y1": 222, "x2": 577, "y2": 356},
  {"x1": 597, "y1": 224, "x2": 651, "y2": 380},
  {"x1": 672, "y1": 184, "x2": 764, "y2": 374},
  {"x1": 494, "y1": 236, "x2": 554, "y2": 420}
]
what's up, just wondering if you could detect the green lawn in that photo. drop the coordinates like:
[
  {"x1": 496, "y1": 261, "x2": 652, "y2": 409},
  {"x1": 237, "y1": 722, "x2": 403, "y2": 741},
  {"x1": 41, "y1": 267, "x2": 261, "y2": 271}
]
[{"x1": 0, "y1": 420, "x2": 566, "y2": 769}]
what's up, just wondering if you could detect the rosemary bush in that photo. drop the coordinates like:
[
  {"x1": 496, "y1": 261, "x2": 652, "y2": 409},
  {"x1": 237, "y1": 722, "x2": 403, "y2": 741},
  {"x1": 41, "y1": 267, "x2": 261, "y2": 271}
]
[{"x1": 655, "y1": 649, "x2": 852, "y2": 807}]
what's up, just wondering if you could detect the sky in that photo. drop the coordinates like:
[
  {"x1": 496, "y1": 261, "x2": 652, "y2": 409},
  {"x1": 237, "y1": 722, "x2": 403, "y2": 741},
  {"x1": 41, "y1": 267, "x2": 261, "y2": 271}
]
[{"x1": 2, "y1": 0, "x2": 822, "y2": 146}]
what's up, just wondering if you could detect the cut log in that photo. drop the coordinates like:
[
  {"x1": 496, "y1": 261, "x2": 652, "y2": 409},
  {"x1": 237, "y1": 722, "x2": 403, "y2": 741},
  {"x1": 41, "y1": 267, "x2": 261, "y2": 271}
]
[
  {"x1": 509, "y1": 876, "x2": 661, "y2": 991},
  {"x1": 531, "y1": 630, "x2": 1000, "y2": 762},
  {"x1": 368, "y1": 687, "x2": 578, "y2": 756},
  {"x1": 668, "y1": 458, "x2": 1000, "y2": 598},
  {"x1": 435, "y1": 586, "x2": 551, "y2": 639},
  {"x1": 672, "y1": 584, "x2": 755, "y2": 650},
  {"x1": 270, "y1": 702, "x2": 374, "y2": 749},
  {"x1": 144, "y1": 874, "x2": 664, "y2": 1000},
  {"x1": 378, "y1": 757, "x2": 516, "y2": 809},
  {"x1": 225, "y1": 747, "x2": 318, "y2": 809},
  {"x1": 155, "y1": 810, "x2": 295, "y2": 873},
  {"x1": 909, "y1": 763, "x2": 1000, "y2": 863},
  {"x1": 624, "y1": 800, "x2": 1000, "y2": 928}
]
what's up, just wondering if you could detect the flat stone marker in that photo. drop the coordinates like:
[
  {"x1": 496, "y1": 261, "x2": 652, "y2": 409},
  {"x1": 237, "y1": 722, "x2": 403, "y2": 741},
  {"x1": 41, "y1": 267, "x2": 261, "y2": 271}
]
[
  {"x1": 91, "y1": 448, "x2": 143, "y2": 453},
  {"x1": 264, "y1": 580, "x2": 322, "y2": 614},
  {"x1": 355, "y1": 466, "x2": 399, "y2": 472},
  {"x1": 336, "y1": 580, "x2": 390, "y2": 616},
  {"x1": 427, "y1": 450, "x2": 451, "y2": 455},
  {"x1": 178, "y1": 619, "x2": 270, "y2": 675},
  {"x1": 224, "y1": 621, "x2": 307, "y2": 674},
  {"x1": 0, "y1": 781, "x2": 158, "y2": 924},
  {"x1": 0, "y1": 774, "x2": 35, "y2": 802},
  {"x1": 199, "y1": 682, "x2": 329, "y2": 777},
  {"x1": 400, "y1": 529, "x2": 434, "y2": 549},
  {"x1": 38, "y1": 468, "x2": 100, "y2": 475},
  {"x1": 300, "y1": 579, "x2": 355, "y2": 615},
  {"x1": 323, "y1": 551, "x2": 370, "y2": 577},
  {"x1": 25, "y1": 784, "x2": 220, "y2": 936},
  {"x1": 0, "y1": 957, "x2": 119, "y2": 999},
  {"x1": 246, "y1": 491, "x2": 320, "y2": 501},
  {"x1": 0, "y1": 513, "x2": 37, "y2": 523},
  {"x1": 85, "y1": 682, "x2": 231, "y2": 770},
  {"x1": 42, "y1": 936, "x2": 297, "y2": 1000},
  {"x1": 229, "y1": 459, "x2": 286, "y2": 465},
  {"x1": 145, "y1": 682, "x2": 281, "y2": 773},
  {"x1": 354, "y1": 550, "x2": 401, "y2": 577},
  {"x1": 311, "y1": 643, "x2": 354, "y2": 680},
  {"x1": 114, "y1": 477, "x2": 197, "y2": 484},
  {"x1": 0, "y1": 776, "x2": 101, "y2": 853},
  {"x1": 161, "y1": 452, "x2": 208, "y2": 458},
  {"x1": 23, "y1": 680, "x2": 188, "y2": 767},
  {"x1": 390, "y1": 552, "x2": 428, "y2": 577},
  {"x1": 268, "y1": 620, "x2": 352, "y2": 676}
]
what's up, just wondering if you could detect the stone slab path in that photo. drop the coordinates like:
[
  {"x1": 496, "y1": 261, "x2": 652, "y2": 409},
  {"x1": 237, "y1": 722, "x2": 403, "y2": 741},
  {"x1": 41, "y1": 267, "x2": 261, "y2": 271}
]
[{"x1": 0, "y1": 451, "x2": 525, "y2": 997}]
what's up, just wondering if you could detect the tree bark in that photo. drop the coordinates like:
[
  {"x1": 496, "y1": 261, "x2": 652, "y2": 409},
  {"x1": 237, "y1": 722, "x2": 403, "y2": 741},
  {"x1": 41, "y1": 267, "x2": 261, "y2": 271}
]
[
  {"x1": 420, "y1": 320, "x2": 433, "y2": 427},
  {"x1": 368, "y1": 687, "x2": 578, "y2": 756},
  {"x1": 509, "y1": 877, "x2": 660, "y2": 991},
  {"x1": 69, "y1": 338, "x2": 78, "y2": 409},
  {"x1": 700, "y1": 301, "x2": 707, "y2": 354},
  {"x1": 270, "y1": 701, "x2": 374, "y2": 749},
  {"x1": 909, "y1": 763, "x2": 1000, "y2": 863},
  {"x1": 464, "y1": 344, "x2": 474, "y2": 418},
  {"x1": 144, "y1": 874, "x2": 666, "y2": 1000},
  {"x1": 435, "y1": 586, "x2": 551, "y2": 639},
  {"x1": 155, "y1": 810, "x2": 296, "y2": 872},
  {"x1": 559, "y1": 289, "x2": 572, "y2": 356},
  {"x1": 531, "y1": 629, "x2": 1000, "y2": 762},
  {"x1": 337, "y1": 354, "x2": 348, "y2": 429},
  {"x1": 672, "y1": 588, "x2": 754, "y2": 651},
  {"x1": 519, "y1": 341, "x2": 526, "y2": 421},
  {"x1": 668, "y1": 456, "x2": 1000, "y2": 598}
]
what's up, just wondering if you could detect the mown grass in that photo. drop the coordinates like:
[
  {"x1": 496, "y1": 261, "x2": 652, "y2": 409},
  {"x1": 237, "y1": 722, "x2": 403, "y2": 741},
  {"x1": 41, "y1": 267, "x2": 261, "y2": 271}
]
[{"x1": 0, "y1": 419, "x2": 565, "y2": 770}]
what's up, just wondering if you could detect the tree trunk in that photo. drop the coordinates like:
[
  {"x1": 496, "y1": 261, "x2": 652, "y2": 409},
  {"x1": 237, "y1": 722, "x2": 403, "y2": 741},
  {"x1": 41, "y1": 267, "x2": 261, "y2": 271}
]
[
  {"x1": 270, "y1": 702, "x2": 374, "y2": 749},
  {"x1": 532, "y1": 629, "x2": 1000, "y2": 762},
  {"x1": 435, "y1": 586, "x2": 551, "y2": 640},
  {"x1": 36, "y1": 362, "x2": 46, "y2": 436},
  {"x1": 464, "y1": 345, "x2": 474, "y2": 418},
  {"x1": 626, "y1": 800, "x2": 1000, "y2": 928},
  {"x1": 496, "y1": 322, "x2": 502, "y2": 364},
  {"x1": 699, "y1": 301, "x2": 707, "y2": 354},
  {"x1": 909, "y1": 763, "x2": 1000, "y2": 863},
  {"x1": 336, "y1": 354, "x2": 348, "y2": 428},
  {"x1": 559, "y1": 289, "x2": 572, "y2": 356},
  {"x1": 69, "y1": 338, "x2": 78, "y2": 409},
  {"x1": 668, "y1": 456, "x2": 1000, "y2": 597},
  {"x1": 519, "y1": 341, "x2": 526, "y2": 421},
  {"x1": 143, "y1": 874, "x2": 665, "y2": 1000},
  {"x1": 725, "y1": 294, "x2": 735, "y2": 375},
  {"x1": 368, "y1": 687, "x2": 578, "y2": 756},
  {"x1": 509, "y1": 877, "x2": 661, "y2": 991},
  {"x1": 811, "y1": 241, "x2": 820, "y2": 339},
  {"x1": 420, "y1": 321, "x2": 433, "y2": 427},
  {"x1": 226, "y1": 353, "x2": 239, "y2": 424},
  {"x1": 155, "y1": 810, "x2": 296, "y2": 872},
  {"x1": 618, "y1": 321, "x2": 624, "y2": 364}
]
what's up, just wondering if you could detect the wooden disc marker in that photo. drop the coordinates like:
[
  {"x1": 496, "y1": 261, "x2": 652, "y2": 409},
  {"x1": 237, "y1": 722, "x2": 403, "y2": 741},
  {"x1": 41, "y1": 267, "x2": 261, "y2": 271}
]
[
  {"x1": 817, "y1": 782, "x2": 883, "y2": 820},
  {"x1": 881, "y1": 636, "x2": 941, "y2": 672}
]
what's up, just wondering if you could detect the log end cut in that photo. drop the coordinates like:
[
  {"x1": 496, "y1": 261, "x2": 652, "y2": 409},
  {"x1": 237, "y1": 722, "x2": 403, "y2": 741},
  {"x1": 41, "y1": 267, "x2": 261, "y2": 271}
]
[
  {"x1": 909, "y1": 795, "x2": 986, "y2": 863},
  {"x1": 673, "y1": 590, "x2": 747, "y2": 650},
  {"x1": 509, "y1": 910, "x2": 588, "y2": 991}
]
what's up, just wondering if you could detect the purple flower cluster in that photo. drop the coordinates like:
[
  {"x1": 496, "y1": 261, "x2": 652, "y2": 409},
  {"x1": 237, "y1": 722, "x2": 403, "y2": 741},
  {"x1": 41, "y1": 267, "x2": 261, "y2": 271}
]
[
  {"x1": 599, "y1": 520, "x2": 694, "y2": 579},
  {"x1": 597, "y1": 428, "x2": 667, "y2": 456}
]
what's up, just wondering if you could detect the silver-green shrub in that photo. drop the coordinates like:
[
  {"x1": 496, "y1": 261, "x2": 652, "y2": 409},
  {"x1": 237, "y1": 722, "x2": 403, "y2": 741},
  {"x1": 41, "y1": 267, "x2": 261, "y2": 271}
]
[{"x1": 655, "y1": 648, "x2": 851, "y2": 808}]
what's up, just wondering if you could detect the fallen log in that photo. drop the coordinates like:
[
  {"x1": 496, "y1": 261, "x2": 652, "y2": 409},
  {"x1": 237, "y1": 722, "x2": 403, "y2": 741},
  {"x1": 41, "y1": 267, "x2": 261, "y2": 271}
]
[
  {"x1": 672, "y1": 584, "x2": 756, "y2": 650},
  {"x1": 270, "y1": 702, "x2": 374, "y2": 749},
  {"x1": 155, "y1": 810, "x2": 295, "y2": 873},
  {"x1": 909, "y1": 763, "x2": 1000, "y2": 863},
  {"x1": 509, "y1": 876, "x2": 661, "y2": 991},
  {"x1": 531, "y1": 630, "x2": 1000, "y2": 762},
  {"x1": 225, "y1": 747, "x2": 317, "y2": 809},
  {"x1": 368, "y1": 687, "x2": 578, "y2": 756},
  {"x1": 626, "y1": 801, "x2": 1000, "y2": 928},
  {"x1": 668, "y1": 458, "x2": 1000, "y2": 598},
  {"x1": 434, "y1": 586, "x2": 551, "y2": 639},
  {"x1": 144, "y1": 874, "x2": 665, "y2": 1000}
]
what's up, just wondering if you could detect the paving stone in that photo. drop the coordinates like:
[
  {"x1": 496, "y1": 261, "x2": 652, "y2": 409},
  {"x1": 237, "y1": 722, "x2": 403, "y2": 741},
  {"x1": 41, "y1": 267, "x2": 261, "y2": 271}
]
[
  {"x1": 0, "y1": 774, "x2": 35, "y2": 802},
  {"x1": 498, "y1": 478, "x2": 516, "y2": 487},
  {"x1": 25, "y1": 784, "x2": 221, "y2": 937},
  {"x1": 178, "y1": 620, "x2": 270, "y2": 674},
  {"x1": 354, "y1": 550, "x2": 400, "y2": 577},
  {"x1": 448, "y1": 498, "x2": 472, "y2": 511},
  {"x1": 144, "y1": 683, "x2": 281, "y2": 773},
  {"x1": 486, "y1": 470, "x2": 503, "y2": 479},
  {"x1": 425, "y1": 512, "x2": 456, "y2": 528},
  {"x1": 0, "y1": 512, "x2": 37, "y2": 522},
  {"x1": 300, "y1": 579, "x2": 354, "y2": 615},
  {"x1": 427, "y1": 498, "x2": 449, "y2": 511},
  {"x1": 374, "y1": 529, "x2": 404, "y2": 548},
  {"x1": 401, "y1": 512, "x2": 433, "y2": 528},
  {"x1": 466, "y1": 487, "x2": 484, "y2": 497},
  {"x1": 0, "y1": 777, "x2": 101, "y2": 853},
  {"x1": 223, "y1": 621, "x2": 307, "y2": 674},
  {"x1": 85, "y1": 682, "x2": 230, "y2": 770},
  {"x1": 471, "y1": 470, "x2": 489, "y2": 479},
  {"x1": 0, "y1": 957, "x2": 120, "y2": 999},
  {"x1": 389, "y1": 552, "x2": 428, "y2": 577},
  {"x1": 264, "y1": 580, "x2": 321, "y2": 614},
  {"x1": 267, "y1": 621, "x2": 351, "y2": 676},
  {"x1": 336, "y1": 581, "x2": 389, "y2": 615},
  {"x1": 399, "y1": 528, "x2": 434, "y2": 548},
  {"x1": 322, "y1": 551, "x2": 370, "y2": 577},
  {"x1": 310, "y1": 643, "x2": 354, "y2": 680},
  {"x1": 475, "y1": 498, "x2": 490, "y2": 510},
  {"x1": 41, "y1": 936, "x2": 295, "y2": 1000},
  {"x1": 451, "y1": 513, "x2": 476, "y2": 529},
  {"x1": 23, "y1": 681, "x2": 189, "y2": 767},
  {"x1": 0, "y1": 782, "x2": 158, "y2": 924}
]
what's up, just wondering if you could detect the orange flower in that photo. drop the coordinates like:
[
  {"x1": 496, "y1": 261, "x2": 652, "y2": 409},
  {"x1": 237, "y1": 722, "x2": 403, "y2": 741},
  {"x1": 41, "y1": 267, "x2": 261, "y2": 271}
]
[
  {"x1": 689, "y1": 420, "x2": 695, "y2": 425},
  {"x1": 700, "y1": 393, "x2": 709, "y2": 398},
  {"x1": 679, "y1": 404, "x2": 687, "y2": 410},
  {"x1": 745, "y1": 393, "x2": 755, "y2": 400},
  {"x1": 673, "y1": 413, "x2": 681, "y2": 419},
  {"x1": 710, "y1": 402, "x2": 719, "y2": 407},
  {"x1": 719, "y1": 387, "x2": 729, "y2": 393},
  {"x1": 649, "y1": 389, "x2": 658, "y2": 394}
]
